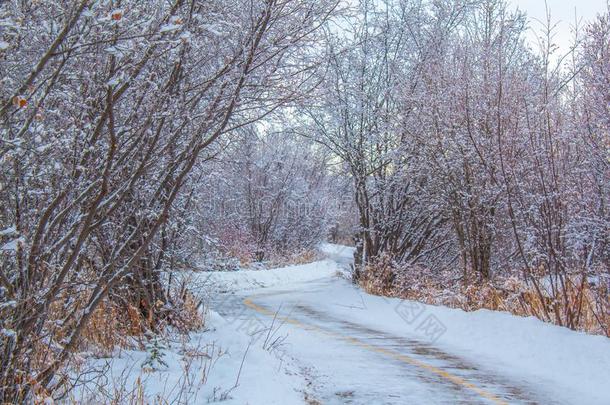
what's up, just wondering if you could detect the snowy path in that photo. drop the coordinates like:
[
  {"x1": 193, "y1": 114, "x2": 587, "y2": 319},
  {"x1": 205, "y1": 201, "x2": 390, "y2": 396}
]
[
  {"x1": 206, "y1": 245, "x2": 610, "y2": 405},
  {"x1": 214, "y1": 281, "x2": 541, "y2": 404}
]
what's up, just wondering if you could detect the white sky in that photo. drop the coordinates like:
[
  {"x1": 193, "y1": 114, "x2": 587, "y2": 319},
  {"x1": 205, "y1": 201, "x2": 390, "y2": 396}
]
[{"x1": 510, "y1": 0, "x2": 608, "y2": 54}]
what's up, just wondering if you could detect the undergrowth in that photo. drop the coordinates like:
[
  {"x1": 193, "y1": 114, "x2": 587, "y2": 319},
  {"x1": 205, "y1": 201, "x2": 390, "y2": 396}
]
[{"x1": 359, "y1": 255, "x2": 610, "y2": 337}]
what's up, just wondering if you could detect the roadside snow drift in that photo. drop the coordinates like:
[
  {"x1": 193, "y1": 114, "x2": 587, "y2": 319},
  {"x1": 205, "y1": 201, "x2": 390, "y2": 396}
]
[
  {"x1": 252, "y1": 277, "x2": 610, "y2": 404},
  {"x1": 74, "y1": 310, "x2": 305, "y2": 404},
  {"x1": 190, "y1": 259, "x2": 341, "y2": 293}
]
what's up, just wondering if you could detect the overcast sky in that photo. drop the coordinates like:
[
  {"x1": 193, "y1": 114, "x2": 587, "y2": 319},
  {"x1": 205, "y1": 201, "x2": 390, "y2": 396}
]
[{"x1": 510, "y1": 0, "x2": 608, "y2": 53}]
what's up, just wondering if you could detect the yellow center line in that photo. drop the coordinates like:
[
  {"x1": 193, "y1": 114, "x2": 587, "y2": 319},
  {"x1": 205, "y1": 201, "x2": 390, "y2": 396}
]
[{"x1": 243, "y1": 296, "x2": 509, "y2": 405}]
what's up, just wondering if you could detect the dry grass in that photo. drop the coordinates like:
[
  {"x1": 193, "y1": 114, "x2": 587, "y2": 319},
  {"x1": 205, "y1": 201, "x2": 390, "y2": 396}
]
[
  {"x1": 360, "y1": 257, "x2": 609, "y2": 337},
  {"x1": 82, "y1": 300, "x2": 132, "y2": 355},
  {"x1": 277, "y1": 249, "x2": 321, "y2": 267},
  {"x1": 66, "y1": 338, "x2": 228, "y2": 405},
  {"x1": 167, "y1": 290, "x2": 206, "y2": 333},
  {"x1": 237, "y1": 247, "x2": 321, "y2": 269},
  {"x1": 214, "y1": 233, "x2": 323, "y2": 269},
  {"x1": 18, "y1": 284, "x2": 207, "y2": 403}
]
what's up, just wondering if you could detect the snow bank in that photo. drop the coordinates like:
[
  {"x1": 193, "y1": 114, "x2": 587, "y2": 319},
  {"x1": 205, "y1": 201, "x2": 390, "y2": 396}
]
[
  {"x1": 291, "y1": 279, "x2": 610, "y2": 404},
  {"x1": 74, "y1": 248, "x2": 343, "y2": 403},
  {"x1": 318, "y1": 242, "x2": 355, "y2": 260},
  {"x1": 191, "y1": 259, "x2": 341, "y2": 293},
  {"x1": 439, "y1": 307, "x2": 610, "y2": 404},
  {"x1": 75, "y1": 310, "x2": 305, "y2": 404}
]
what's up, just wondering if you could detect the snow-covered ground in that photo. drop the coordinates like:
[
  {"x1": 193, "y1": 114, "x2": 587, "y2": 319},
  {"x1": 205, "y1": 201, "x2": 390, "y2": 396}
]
[
  {"x1": 250, "y1": 279, "x2": 610, "y2": 404},
  {"x1": 189, "y1": 243, "x2": 355, "y2": 294},
  {"x1": 74, "y1": 310, "x2": 307, "y2": 404},
  {"x1": 207, "y1": 244, "x2": 609, "y2": 404},
  {"x1": 77, "y1": 244, "x2": 610, "y2": 404},
  {"x1": 74, "y1": 246, "x2": 347, "y2": 404},
  {"x1": 193, "y1": 258, "x2": 341, "y2": 293}
]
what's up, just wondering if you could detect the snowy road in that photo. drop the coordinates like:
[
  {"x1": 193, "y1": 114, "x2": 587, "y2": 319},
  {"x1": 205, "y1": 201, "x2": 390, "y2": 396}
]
[
  {"x1": 214, "y1": 281, "x2": 544, "y2": 404},
  {"x1": 205, "y1": 246, "x2": 610, "y2": 404}
]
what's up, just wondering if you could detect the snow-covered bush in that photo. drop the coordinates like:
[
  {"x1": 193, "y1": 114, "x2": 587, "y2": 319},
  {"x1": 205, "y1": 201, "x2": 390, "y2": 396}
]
[
  {"x1": 310, "y1": 0, "x2": 608, "y2": 335},
  {"x1": 0, "y1": 0, "x2": 336, "y2": 400},
  {"x1": 188, "y1": 126, "x2": 339, "y2": 266}
]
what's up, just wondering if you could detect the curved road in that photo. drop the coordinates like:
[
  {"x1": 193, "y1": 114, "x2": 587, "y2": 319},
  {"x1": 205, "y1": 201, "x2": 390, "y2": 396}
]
[{"x1": 211, "y1": 276, "x2": 562, "y2": 405}]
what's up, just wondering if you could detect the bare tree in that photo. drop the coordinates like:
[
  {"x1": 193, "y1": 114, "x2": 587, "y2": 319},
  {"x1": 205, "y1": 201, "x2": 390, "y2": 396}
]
[
  {"x1": 191, "y1": 125, "x2": 335, "y2": 264},
  {"x1": 0, "y1": 0, "x2": 337, "y2": 400},
  {"x1": 304, "y1": 0, "x2": 471, "y2": 273}
]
